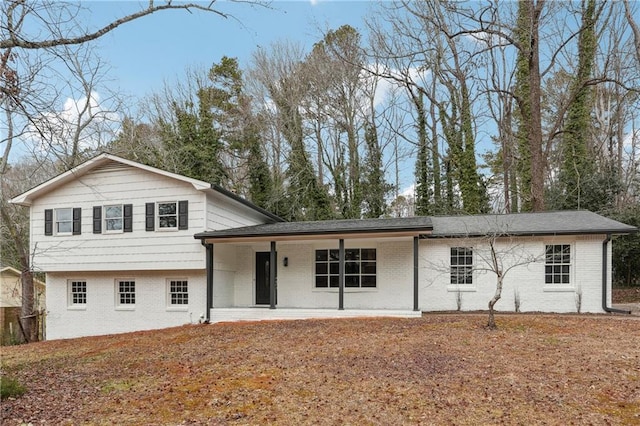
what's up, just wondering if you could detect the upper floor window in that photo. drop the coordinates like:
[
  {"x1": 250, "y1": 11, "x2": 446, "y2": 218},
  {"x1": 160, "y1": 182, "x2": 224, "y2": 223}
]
[
  {"x1": 56, "y1": 208, "x2": 73, "y2": 234},
  {"x1": 105, "y1": 205, "x2": 123, "y2": 232},
  {"x1": 158, "y1": 202, "x2": 177, "y2": 229},
  {"x1": 145, "y1": 201, "x2": 188, "y2": 231},
  {"x1": 314, "y1": 248, "x2": 376, "y2": 289},
  {"x1": 451, "y1": 247, "x2": 473, "y2": 285},
  {"x1": 545, "y1": 244, "x2": 571, "y2": 284},
  {"x1": 45, "y1": 208, "x2": 81, "y2": 236},
  {"x1": 93, "y1": 204, "x2": 132, "y2": 234}
]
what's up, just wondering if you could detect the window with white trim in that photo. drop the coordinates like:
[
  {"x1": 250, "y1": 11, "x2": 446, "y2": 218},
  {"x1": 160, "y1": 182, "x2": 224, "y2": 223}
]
[
  {"x1": 68, "y1": 280, "x2": 87, "y2": 306},
  {"x1": 168, "y1": 279, "x2": 188, "y2": 306},
  {"x1": 314, "y1": 248, "x2": 376, "y2": 288},
  {"x1": 104, "y1": 205, "x2": 123, "y2": 232},
  {"x1": 45, "y1": 207, "x2": 80, "y2": 236},
  {"x1": 55, "y1": 208, "x2": 73, "y2": 234},
  {"x1": 158, "y1": 202, "x2": 177, "y2": 229},
  {"x1": 545, "y1": 244, "x2": 571, "y2": 284},
  {"x1": 117, "y1": 280, "x2": 136, "y2": 306},
  {"x1": 450, "y1": 247, "x2": 473, "y2": 285}
]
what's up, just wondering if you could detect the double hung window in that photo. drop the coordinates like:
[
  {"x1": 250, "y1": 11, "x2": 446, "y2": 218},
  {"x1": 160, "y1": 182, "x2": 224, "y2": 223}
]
[
  {"x1": 450, "y1": 247, "x2": 473, "y2": 285},
  {"x1": 158, "y1": 202, "x2": 178, "y2": 229},
  {"x1": 68, "y1": 280, "x2": 87, "y2": 306},
  {"x1": 104, "y1": 205, "x2": 123, "y2": 232},
  {"x1": 55, "y1": 208, "x2": 73, "y2": 234},
  {"x1": 117, "y1": 280, "x2": 136, "y2": 306},
  {"x1": 545, "y1": 245, "x2": 571, "y2": 284},
  {"x1": 168, "y1": 279, "x2": 189, "y2": 306}
]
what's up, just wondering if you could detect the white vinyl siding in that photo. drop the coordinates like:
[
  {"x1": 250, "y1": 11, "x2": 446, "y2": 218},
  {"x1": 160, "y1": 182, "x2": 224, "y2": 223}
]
[
  {"x1": 205, "y1": 191, "x2": 272, "y2": 231},
  {"x1": 29, "y1": 164, "x2": 206, "y2": 272},
  {"x1": 30, "y1": 162, "x2": 271, "y2": 272}
]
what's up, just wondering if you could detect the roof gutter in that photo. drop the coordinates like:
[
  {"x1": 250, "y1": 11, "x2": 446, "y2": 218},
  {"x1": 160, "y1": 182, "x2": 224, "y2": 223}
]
[{"x1": 602, "y1": 233, "x2": 631, "y2": 315}]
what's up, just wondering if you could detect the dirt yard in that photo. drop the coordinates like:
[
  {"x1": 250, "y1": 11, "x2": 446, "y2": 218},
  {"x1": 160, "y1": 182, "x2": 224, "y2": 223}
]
[{"x1": 2, "y1": 314, "x2": 639, "y2": 425}]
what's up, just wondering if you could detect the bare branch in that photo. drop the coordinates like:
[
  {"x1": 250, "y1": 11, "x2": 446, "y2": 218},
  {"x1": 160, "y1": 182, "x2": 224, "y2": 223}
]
[{"x1": 0, "y1": 1, "x2": 235, "y2": 49}]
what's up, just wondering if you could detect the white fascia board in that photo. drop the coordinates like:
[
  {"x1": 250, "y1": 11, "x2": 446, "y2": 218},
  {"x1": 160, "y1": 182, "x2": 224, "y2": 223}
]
[{"x1": 9, "y1": 153, "x2": 211, "y2": 206}]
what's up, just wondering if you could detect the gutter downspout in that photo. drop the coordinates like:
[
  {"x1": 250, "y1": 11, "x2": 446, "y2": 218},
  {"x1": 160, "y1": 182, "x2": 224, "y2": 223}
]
[{"x1": 602, "y1": 234, "x2": 631, "y2": 314}]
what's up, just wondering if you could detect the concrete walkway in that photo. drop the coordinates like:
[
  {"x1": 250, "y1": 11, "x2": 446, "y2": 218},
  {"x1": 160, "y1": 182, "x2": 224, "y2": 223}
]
[{"x1": 613, "y1": 303, "x2": 640, "y2": 316}]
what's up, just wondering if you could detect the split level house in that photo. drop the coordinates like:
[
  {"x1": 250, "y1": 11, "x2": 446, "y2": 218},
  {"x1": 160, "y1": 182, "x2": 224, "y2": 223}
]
[{"x1": 10, "y1": 153, "x2": 638, "y2": 340}]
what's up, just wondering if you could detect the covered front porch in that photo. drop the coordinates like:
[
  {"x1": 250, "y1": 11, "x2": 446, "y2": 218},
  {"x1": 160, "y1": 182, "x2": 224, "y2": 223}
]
[
  {"x1": 194, "y1": 217, "x2": 435, "y2": 322},
  {"x1": 208, "y1": 307, "x2": 423, "y2": 324}
]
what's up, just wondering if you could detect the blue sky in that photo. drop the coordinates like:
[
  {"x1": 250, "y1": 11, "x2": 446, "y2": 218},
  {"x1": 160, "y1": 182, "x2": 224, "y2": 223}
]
[{"x1": 89, "y1": 1, "x2": 376, "y2": 99}]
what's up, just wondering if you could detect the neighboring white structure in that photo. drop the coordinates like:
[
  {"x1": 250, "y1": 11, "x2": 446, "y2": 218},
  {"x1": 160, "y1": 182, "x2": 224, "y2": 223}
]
[
  {"x1": 11, "y1": 154, "x2": 637, "y2": 340},
  {"x1": 1, "y1": 267, "x2": 46, "y2": 343}
]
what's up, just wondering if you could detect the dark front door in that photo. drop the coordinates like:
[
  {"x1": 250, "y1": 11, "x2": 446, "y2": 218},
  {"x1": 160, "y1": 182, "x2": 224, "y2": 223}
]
[{"x1": 255, "y1": 252, "x2": 276, "y2": 305}]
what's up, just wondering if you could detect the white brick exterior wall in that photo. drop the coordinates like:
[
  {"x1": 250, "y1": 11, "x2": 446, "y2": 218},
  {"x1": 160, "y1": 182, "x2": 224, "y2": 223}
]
[
  {"x1": 209, "y1": 234, "x2": 609, "y2": 315},
  {"x1": 45, "y1": 233, "x2": 610, "y2": 339},
  {"x1": 418, "y1": 235, "x2": 608, "y2": 313},
  {"x1": 46, "y1": 271, "x2": 206, "y2": 340}
]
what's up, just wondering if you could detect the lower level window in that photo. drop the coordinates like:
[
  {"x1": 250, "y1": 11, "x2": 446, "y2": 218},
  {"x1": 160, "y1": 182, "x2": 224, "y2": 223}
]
[
  {"x1": 315, "y1": 248, "x2": 376, "y2": 288},
  {"x1": 69, "y1": 280, "x2": 87, "y2": 305},
  {"x1": 545, "y1": 244, "x2": 571, "y2": 284},
  {"x1": 451, "y1": 247, "x2": 473, "y2": 285},
  {"x1": 168, "y1": 279, "x2": 188, "y2": 305},
  {"x1": 117, "y1": 280, "x2": 136, "y2": 305}
]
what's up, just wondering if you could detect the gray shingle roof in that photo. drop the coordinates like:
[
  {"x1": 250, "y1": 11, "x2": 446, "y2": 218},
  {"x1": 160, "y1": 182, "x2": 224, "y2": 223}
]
[
  {"x1": 194, "y1": 216, "x2": 434, "y2": 241},
  {"x1": 428, "y1": 210, "x2": 637, "y2": 238},
  {"x1": 195, "y1": 210, "x2": 636, "y2": 242}
]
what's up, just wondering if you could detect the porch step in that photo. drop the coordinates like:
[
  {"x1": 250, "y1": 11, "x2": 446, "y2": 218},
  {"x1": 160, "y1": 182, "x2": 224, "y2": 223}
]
[{"x1": 209, "y1": 308, "x2": 422, "y2": 324}]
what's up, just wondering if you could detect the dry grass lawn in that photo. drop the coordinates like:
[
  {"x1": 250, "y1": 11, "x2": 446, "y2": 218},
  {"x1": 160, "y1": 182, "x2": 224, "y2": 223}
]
[{"x1": 2, "y1": 314, "x2": 639, "y2": 425}]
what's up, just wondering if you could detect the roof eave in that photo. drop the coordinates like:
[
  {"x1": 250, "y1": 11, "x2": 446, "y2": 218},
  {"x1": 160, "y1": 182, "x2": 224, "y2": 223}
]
[
  {"x1": 210, "y1": 184, "x2": 284, "y2": 223},
  {"x1": 196, "y1": 228, "x2": 433, "y2": 244},
  {"x1": 426, "y1": 228, "x2": 637, "y2": 239}
]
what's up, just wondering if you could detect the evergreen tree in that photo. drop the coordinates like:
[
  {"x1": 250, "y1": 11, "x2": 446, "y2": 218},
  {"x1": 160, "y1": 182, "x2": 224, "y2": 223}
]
[
  {"x1": 246, "y1": 132, "x2": 274, "y2": 210},
  {"x1": 414, "y1": 93, "x2": 434, "y2": 216},
  {"x1": 362, "y1": 122, "x2": 392, "y2": 218},
  {"x1": 558, "y1": 0, "x2": 604, "y2": 210}
]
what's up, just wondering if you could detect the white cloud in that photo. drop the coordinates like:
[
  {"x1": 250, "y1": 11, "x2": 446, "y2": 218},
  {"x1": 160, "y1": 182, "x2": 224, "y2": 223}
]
[
  {"x1": 368, "y1": 65, "x2": 432, "y2": 108},
  {"x1": 400, "y1": 183, "x2": 415, "y2": 198},
  {"x1": 27, "y1": 91, "x2": 121, "y2": 156}
]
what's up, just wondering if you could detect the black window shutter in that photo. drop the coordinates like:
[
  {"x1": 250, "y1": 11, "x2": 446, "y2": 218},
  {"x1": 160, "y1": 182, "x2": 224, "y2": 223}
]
[
  {"x1": 44, "y1": 209, "x2": 53, "y2": 236},
  {"x1": 93, "y1": 206, "x2": 102, "y2": 234},
  {"x1": 72, "y1": 208, "x2": 82, "y2": 235},
  {"x1": 178, "y1": 200, "x2": 188, "y2": 230},
  {"x1": 124, "y1": 204, "x2": 133, "y2": 232},
  {"x1": 145, "y1": 202, "x2": 155, "y2": 231}
]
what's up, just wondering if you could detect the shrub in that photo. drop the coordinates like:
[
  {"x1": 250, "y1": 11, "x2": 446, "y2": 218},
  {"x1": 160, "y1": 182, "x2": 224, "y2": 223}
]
[{"x1": 0, "y1": 375, "x2": 26, "y2": 400}]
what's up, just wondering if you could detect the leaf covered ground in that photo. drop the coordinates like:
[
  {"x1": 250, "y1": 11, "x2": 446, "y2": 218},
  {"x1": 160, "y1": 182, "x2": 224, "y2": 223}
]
[{"x1": 2, "y1": 314, "x2": 639, "y2": 425}]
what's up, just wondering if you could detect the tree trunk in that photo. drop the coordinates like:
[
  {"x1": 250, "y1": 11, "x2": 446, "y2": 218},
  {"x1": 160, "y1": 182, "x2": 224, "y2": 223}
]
[
  {"x1": 487, "y1": 274, "x2": 504, "y2": 329},
  {"x1": 20, "y1": 269, "x2": 37, "y2": 342}
]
